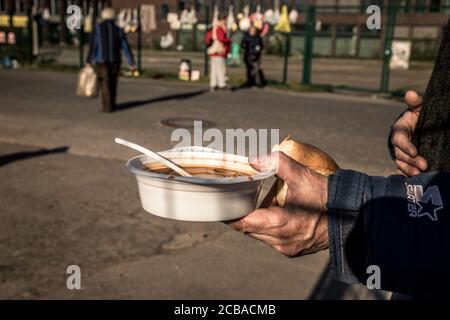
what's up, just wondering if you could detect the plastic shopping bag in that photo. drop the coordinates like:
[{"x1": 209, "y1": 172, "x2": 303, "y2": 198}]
[{"x1": 76, "y1": 66, "x2": 98, "y2": 98}]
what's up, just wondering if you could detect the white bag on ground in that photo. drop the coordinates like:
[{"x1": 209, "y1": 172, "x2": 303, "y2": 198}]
[{"x1": 76, "y1": 66, "x2": 98, "y2": 98}]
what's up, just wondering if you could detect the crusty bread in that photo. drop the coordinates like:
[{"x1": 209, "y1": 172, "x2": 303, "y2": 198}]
[{"x1": 271, "y1": 136, "x2": 339, "y2": 206}]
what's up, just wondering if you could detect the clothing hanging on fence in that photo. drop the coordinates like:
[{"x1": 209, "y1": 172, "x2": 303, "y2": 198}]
[
  {"x1": 84, "y1": 7, "x2": 94, "y2": 33},
  {"x1": 212, "y1": 5, "x2": 219, "y2": 26},
  {"x1": 188, "y1": 8, "x2": 198, "y2": 25},
  {"x1": 263, "y1": 9, "x2": 273, "y2": 24},
  {"x1": 266, "y1": 0, "x2": 280, "y2": 26},
  {"x1": 117, "y1": 9, "x2": 127, "y2": 28},
  {"x1": 251, "y1": 5, "x2": 264, "y2": 29},
  {"x1": 250, "y1": 6, "x2": 269, "y2": 36},
  {"x1": 140, "y1": 4, "x2": 157, "y2": 33},
  {"x1": 180, "y1": 8, "x2": 197, "y2": 26},
  {"x1": 129, "y1": 9, "x2": 139, "y2": 33},
  {"x1": 180, "y1": 9, "x2": 190, "y2": 25},
  {"x1": 289, "y1": 9, "x2": 299, "y2": 24},
  {"x1": 160, "y1": 31, "x2": 174, "y2": 49},
  {"x1": 226, "y1": 5, "x2": 236, "y2": 32},
  {"x1": 275, "y1": 5, "x2": 291, "y2": 33},
  {"x1": 239, "y1": 5, "x2": 250, "y2": 31},
  {"x1": 167, "y1": 12, "x2": 181, "y2": 30},
  {"x1": 117, "y1": 9, "x2": 138, "y2": 33},
  {"x1": 43, "y1": 7, "x2": 50, "y2": 21},
  {"x1": 264, "y1": 8, "x2": 279, "y2": 26}
]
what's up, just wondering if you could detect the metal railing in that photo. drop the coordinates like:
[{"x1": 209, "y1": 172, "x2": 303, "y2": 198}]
[{"x1": 300, "y1": 4, "x2": 446, "y2": 94}]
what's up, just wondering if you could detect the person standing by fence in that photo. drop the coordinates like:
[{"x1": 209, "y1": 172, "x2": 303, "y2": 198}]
[
  {"x1": 205, "y1": 15, "x2": 230, "y2": 91},
  {"x1": 86, "y1": 7, "x2": 136, "y2": 112},
  {"x1": 241, "y1": 25, "x2": 266, "y2": 87}
]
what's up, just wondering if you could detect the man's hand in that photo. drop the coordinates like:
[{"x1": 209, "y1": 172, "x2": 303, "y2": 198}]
[
  {"x1": 391, "y1": 90, "x2": 427, "y2": 176},
  {"x1": 229, "y1": 152, "x2": 329, "y2": 257}
]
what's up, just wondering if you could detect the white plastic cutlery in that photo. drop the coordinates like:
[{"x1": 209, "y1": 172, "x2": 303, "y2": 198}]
[{"x1": 114, "y1": 137, "x2": 192, "y2": 177}]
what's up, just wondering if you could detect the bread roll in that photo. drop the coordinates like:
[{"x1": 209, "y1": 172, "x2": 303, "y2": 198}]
[{"x1": 271, "y1": 136, "x2": 339, "y2": 206}]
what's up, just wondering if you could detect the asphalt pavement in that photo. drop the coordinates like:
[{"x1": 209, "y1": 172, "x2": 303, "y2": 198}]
[{"x1": 0, "y1": 69, "x2": 404, "y2": 299}]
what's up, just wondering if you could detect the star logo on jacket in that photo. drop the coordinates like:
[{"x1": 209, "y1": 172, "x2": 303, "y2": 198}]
[
  {"x1": 416, "y1": 185, "x2": 444, "y2": 221},
  {"x1": 406, "y1": 184, "x2": 444, "y2": 222}
]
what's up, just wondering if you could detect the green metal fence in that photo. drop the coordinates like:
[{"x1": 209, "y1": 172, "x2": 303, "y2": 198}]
[
  {"x1": 300, "y1": 3, "x2": 448, "y2": 94},
  {"x1": 2, "y1": 2, "x2": 446, "y2": 96}
]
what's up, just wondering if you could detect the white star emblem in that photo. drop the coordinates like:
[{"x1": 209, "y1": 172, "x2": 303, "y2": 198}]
[{"x1": 415, "y1": 185, "x2": 444, "y2": 222}]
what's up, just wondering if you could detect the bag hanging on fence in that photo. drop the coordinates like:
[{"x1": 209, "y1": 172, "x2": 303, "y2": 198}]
[
  {"x1": 76, "y1": 66, "x2": 98, "y2": 98},
  {"x1": 84, "y1": 7, "x2": 94, "y2": 33},
  {"x1": 207, "y1": 27, "x2": 225, "y2": 55},
  {"x1": 226, "y1": 5, "x2": 235, "y2": 32}
]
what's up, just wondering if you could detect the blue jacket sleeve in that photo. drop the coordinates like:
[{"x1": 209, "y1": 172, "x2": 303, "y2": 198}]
[
  {"x1": 327, "y1": 169, "x2": 450, "y2": 297},
  {"x1": 119, "y1": 29, "x2": 135, "y2": 66}
]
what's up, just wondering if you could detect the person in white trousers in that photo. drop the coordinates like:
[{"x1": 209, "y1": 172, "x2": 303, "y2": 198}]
[
  {"x1": 209, "y1": 56, "x2": 227, "y2": 88},
  {"x1": 205, "y1": 15, "x2": 230, "y2": 91}
]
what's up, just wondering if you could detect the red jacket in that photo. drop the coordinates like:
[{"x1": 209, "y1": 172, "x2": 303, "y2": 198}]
[{"x1": 205, "y1": 25, "x2": 230, "y2": 57}]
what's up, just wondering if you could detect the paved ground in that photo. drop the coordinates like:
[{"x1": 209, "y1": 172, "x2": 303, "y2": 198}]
[
  {"x1": 0, "y1": 69, "x2": 405, "y2": 299},
  {"x1": 52, "y1": 47, "x2": 434, "y2": 93}
]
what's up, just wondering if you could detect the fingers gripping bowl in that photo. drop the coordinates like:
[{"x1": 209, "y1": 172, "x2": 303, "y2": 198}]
[{"x1": 126, "y1": 147, "x2": 276, "y2": 222}]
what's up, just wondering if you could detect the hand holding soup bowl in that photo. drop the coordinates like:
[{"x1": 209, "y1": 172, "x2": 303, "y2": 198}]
[{"x1": 126, "y1": 138, "x2": 339, "y2": 257}]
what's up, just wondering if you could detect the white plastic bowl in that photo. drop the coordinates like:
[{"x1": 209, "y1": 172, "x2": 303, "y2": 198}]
[{"x1": 126, "y1": 146, "x2": 275, "y2": 222}]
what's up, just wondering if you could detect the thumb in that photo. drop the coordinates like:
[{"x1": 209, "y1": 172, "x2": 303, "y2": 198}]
[
  {"x1": 249, "y1": 154, "x2": 274, "y2": 172},
  {"x1": 404, "y1": 90, "x2": 422, "y2": 111},
  {"x1": 274, "y1": 151, "x2": 308, "y2": 186},
  {"x1": 250, "y1": 151, "x2": 306, "y2": 186}
]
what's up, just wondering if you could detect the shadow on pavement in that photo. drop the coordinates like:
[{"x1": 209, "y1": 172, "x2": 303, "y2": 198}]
[
  {"x1": 0, "y1": 146, "x2": 69, "y2": 167},
  {"x1": 115, "y1": 89, "x2": 208, "y2": 112},
  {"x1": 307, "y1": 261, "x2": 386, "y2": 300}
]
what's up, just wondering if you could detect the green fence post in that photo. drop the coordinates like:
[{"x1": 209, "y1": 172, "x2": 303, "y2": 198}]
[
  {"x1": 302, "y1": 5, "x2": 315, "y2": 85},
  {"x1": 27, "y1": 6, "x2": 33, "y2": 64},
  {"x1": 78, "y1": 27, "x2": 84, "y2": 68},
  {"x1": 137, "y1": 4, "x2": 142, "y2": 73},
  {"x1": 204, "y1": 5, "x2": 209, "y2": 77},
  {"x1": 379, "y1": 4, "x2": 398, "y2": 93},
  {"x1": 176, "y1": 0, "x2": 181, "y2": 49},
  {"x1": 192, "y1": 0, "x2": 198, "y2": 51},
  {"x1": 282, "y1": 32, "x2": 290, "y2": 84}
]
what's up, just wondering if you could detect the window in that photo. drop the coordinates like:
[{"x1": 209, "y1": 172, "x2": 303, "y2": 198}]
[
  {"x1": 360, "y1": 25, "x2": 381, "y2": 37},
  {"x1": 415, "y1": 0, "x2": 426, "y2": 12},
  {"x1": 336, "y1": 24, "x2": 354, "y2": 37},
  {"x1": 400, "y1": 0, "x2": 413, "y2": 13},
  {"x1": 430, "y1": 0, "x2": 442, "y2": 12}
]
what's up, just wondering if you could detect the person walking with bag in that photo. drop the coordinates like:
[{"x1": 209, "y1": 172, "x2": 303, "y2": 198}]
[
  {"x1": 86, "y1": 8, "x2": 136, "y2": 112},
  {"x1": 205, "y1": 15, "x2": 230, "y2": 91}
]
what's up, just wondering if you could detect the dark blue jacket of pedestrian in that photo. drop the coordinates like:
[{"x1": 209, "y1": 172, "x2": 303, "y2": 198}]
[
  {"x1": 86, "y1": 19, "x2": 135, "y2": 66},
  {"x1": 241, "y1": 32, "x2": 264, "y2": 62}
]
